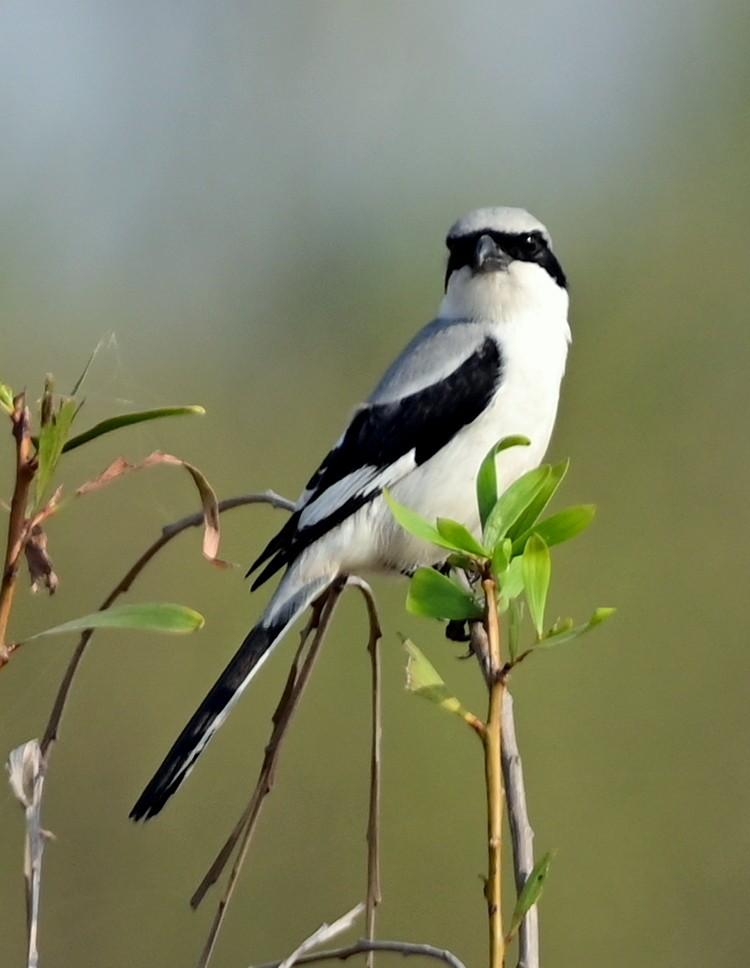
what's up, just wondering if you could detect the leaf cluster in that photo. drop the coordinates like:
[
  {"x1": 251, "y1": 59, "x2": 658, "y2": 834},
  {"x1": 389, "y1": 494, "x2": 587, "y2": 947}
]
[
  {"x1": 0, "y1": 356, "x2": 210, "y2": 656},
  {"x1": 386, "y1": 437, "x2": 613, "y2": 662}
]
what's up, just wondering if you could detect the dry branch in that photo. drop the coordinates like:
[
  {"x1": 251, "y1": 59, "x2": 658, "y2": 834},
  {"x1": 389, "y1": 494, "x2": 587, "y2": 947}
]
[
  {"x1": 252, "y1": 938, "x2": 469, "y2": 968},
  {"x1": 194, "y1": 582, "x2": 347, "y2": 968},
  {"x1": 345, "y1": 577, "x2": 384, "y2": 967}
]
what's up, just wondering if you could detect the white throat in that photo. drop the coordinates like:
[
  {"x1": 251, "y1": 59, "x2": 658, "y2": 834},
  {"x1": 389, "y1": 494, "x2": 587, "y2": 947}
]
[{"x1": 439, "y1": 263, "x2": 570, "y2": 336}]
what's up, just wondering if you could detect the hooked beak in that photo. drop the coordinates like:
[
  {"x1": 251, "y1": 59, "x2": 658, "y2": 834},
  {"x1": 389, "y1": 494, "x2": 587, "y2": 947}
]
[{"x1": 474, "y1": 234, "x2": 510, "y2": 274}]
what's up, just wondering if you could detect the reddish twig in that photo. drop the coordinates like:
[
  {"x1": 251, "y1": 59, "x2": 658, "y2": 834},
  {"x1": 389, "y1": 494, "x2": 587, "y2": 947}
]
[{"x1": 0, "y1": 394, "x2": 36, "y2": 665}]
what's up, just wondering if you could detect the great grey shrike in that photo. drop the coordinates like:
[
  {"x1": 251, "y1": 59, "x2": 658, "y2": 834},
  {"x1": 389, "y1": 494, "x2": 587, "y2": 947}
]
[{"x1": 130, "y1": 206, "x2": 570, "y2": 819}]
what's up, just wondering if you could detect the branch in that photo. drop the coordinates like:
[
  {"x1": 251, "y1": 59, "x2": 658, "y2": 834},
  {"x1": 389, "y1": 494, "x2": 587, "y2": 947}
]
[
  {"x1": 194, "y1": 576, "x2": 384, "y2": 968},
  {"x1": 472, "y1": 621, "x2": 541, "y2": 968},
  {"x1": 193, "y1": 581, "x2": 347, "y2": 968},
  {"x1": 501, "y1": 693, "x2": 538, "y2": 968},
  {"x1": 480, "y1": 575, "x2": 506, "y2": 968},
  {"x1": 39, "y1": 492, "x2": 294, "y2": 756},
  {"x1": 251, "y1": 938, "x2": 469, "y2": 968},
  {"x1": 346, "y1": 577, "x2": 384, "y2": 967}
]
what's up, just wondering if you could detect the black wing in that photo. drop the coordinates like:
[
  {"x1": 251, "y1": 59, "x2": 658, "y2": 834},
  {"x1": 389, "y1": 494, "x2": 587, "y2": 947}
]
[{"x1": 249, "y1": 335, "x2": 503, "y2": 588}]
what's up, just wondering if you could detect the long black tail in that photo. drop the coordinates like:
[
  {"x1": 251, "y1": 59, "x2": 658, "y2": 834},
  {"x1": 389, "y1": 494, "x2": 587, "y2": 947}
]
[{"x1": 129, "y1": 575, "x2": 332, "y2": 820}]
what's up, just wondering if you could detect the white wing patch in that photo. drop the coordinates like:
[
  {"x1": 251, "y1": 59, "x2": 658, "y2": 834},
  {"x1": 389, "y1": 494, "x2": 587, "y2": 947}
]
[{"x1": 298, "y1": 451, "x2": 417, "y2": 530}]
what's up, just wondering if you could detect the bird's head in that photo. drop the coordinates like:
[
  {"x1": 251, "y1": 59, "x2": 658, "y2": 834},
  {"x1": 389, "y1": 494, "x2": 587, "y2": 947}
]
[{"x1": 441, "y1": 207, "x2": 567, "y2": 321}]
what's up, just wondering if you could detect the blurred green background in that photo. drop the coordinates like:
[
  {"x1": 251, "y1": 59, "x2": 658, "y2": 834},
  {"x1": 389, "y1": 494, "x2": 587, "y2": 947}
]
[{"x1": 1, "y1": 3, "x2": 749, "y2": 967}]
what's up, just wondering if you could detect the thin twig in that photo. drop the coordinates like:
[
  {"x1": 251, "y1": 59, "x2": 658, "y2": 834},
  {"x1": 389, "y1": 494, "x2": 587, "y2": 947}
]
[
  {"x1": 346, "y1": 577, "x2": 384, "y2": 968},
  {"x1": 190, "y1": 593, "x2": 329, "y2": 908},
  {"x1": 39, "y1": 492, "x2": 294, "y2": 756},
  {"x1": 252, "y1": 938, "x2": 469, "y2": 968},
  {"x1": 187, "y1": 638, "x2": 307, "y2": 907},
  {"x1": 501, "y1": 693, "x2": 538, "y2": 968},
  {"x1": 469, "y1": 620, "x2": 492, "y2": 687},
  {"x1": 194, "y1": 581, "x2": 347, "y2": 968}
]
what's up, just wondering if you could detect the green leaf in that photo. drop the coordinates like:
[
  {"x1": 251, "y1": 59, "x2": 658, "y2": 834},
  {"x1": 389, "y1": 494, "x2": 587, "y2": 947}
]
[
  {"x1": 35, "y1": 398, "x2": 79, "y2": 504},
  {"x1": 383, "y1": 491, "x2": 466, "y2": 554},
  {"x1": 491, "y1": 538, "x2": 513, "y2": 577},
  {"x1": 436, "y1": 518, "x2": 487, "y2": 558},
  {"x1": 547, "y1": 616, "x2": 573, "y2": 636},
  {"x1": 407, "y1": 568, "x2": 483, "y2": 621},
  {"x1": 23, "y1": 603, "x2": 205, "y2": 641},
  {"x1": 483, "y1": 465, "x2": 551, "y2": 549},
  {"x1": 507, "y1": 597, "x2": 522, "y2": 663},
  {"x1": 403, "y1": 639, "x2": 480, "y2": 727},
  {"x1": 506, "y1": 850, "x2": 555, "y2": 941},
  {"x1": 536, "y1": 607, "x2": 616, "y2": 649},
  {"x1": 446, "y1": 552, "x2": 482, "y2": 573},
  {"x1": 62, "y1": 405, "x2": 205, "y2": 454},
  {"x1": 476, "y1": 436, "x2": 531, "y2": 527},
  {"x1": 0, "y1": 381, "x2": 14, "y2": 414},
  {"x1": 499, "y1": 555, "x2": 525, "y2": 602},
  {"x1": 384, "y1": 490, "x2": 446, "y2": 544},
  {"x1": 69, "y1": 340, "x2": 105, "y2": 396},
  {"x1": 522, "y1": 534, "x2": 551, "y2": 638},
  {"x1": 510, "y1": 458, "x2": 569, "y2": 540},
  {"x1": 513, "y1": 504, "x2": 596, "y2": 555}
]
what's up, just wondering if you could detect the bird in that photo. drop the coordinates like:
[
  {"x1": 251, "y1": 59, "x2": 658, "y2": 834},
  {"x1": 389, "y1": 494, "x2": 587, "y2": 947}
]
[{"x1": 130, "y1": 206, "x2": 571, "y2": 820}]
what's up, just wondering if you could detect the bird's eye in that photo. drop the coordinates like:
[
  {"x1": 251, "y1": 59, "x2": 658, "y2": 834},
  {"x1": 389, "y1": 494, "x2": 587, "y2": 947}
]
[{"x1": 518, "y1": 233, "x2": 543, "y2": 258}]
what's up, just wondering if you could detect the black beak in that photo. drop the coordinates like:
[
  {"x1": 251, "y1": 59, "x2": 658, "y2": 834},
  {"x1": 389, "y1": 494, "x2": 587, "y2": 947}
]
[{"x1": 474, "y1": 234, "x2": 510, "y2": 273}]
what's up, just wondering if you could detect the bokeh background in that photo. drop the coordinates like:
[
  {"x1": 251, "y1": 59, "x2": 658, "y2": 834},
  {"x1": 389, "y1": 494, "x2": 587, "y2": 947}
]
[{"x1": 2, "y1": 3, "x2": 749, "y2": 967}]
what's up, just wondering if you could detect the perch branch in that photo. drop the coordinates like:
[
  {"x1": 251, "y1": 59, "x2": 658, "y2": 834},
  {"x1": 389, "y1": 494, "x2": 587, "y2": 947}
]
[
  {"x1": 194, "y1": 580, "x2": 347, "y2": 968},
  {"x1": 481, "y1": 574, "x2": 506, "y2": 968},
  {"x1": 346, "y1": 577, "x2": 384, "y2": 967},
  {"x1": 190, "y1": 590, "x2": 332, "y2": 907}
]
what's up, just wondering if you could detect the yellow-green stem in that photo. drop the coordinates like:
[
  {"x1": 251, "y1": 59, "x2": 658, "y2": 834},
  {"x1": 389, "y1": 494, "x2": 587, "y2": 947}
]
[{"x1": 482, "y1": 575, "x2": 506, "y2": 968}]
